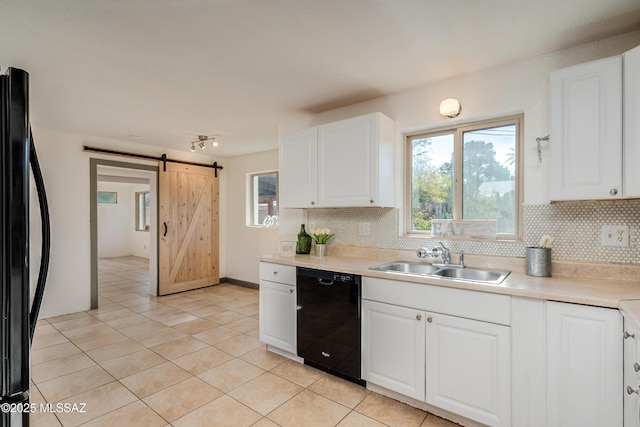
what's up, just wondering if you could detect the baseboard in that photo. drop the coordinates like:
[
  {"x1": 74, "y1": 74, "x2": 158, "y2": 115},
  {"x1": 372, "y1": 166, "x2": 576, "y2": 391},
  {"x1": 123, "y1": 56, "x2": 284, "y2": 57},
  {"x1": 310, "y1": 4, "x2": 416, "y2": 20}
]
[{"x1": 222, "y1": 277, "x2": 259, "y2": 290}]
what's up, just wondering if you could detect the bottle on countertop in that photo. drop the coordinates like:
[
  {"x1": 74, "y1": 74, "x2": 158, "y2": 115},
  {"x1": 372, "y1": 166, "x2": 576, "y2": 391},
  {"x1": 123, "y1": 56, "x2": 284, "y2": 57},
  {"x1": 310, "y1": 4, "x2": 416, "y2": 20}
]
[{"x1": 295, "y1": 224, "x2": 312, "y2": 254}]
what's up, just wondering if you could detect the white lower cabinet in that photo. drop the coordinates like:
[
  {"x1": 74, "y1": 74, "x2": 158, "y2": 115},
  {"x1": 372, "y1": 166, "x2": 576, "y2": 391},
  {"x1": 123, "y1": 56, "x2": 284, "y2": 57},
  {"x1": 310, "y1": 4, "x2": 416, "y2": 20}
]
[
  {"x1": 361, "y1": 276, "x2": 511, "y2": 427},
  {"x1": 361, "y1": 299, "x2": 426, "y2": 400},
  {"x1": 623, "y1": 317, "x2": 640, "y2": 427},
  {"x1": 425, "y1": 312, "x2": 511, "y2": 427},
  {"x1": 546, "y1": 301, "x2": 623, "y2": 427},
  {"x1": 259, "y1": 263, "x2": 297, "y2": 355}
]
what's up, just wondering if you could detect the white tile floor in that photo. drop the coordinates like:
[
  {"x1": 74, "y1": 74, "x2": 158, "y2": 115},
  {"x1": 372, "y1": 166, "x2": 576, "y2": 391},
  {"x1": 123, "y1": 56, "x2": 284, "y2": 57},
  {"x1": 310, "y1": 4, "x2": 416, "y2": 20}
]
[{"x1": 29, "y1": 256, "x2": 459, "y2": 426}]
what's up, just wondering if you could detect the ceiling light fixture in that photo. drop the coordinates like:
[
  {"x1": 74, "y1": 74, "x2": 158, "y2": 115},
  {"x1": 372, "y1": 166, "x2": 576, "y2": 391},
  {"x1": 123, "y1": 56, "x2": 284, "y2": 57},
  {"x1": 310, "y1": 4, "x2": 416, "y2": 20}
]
[
  {"x1": 189, "y1": 135, "x2": 219, "y2": 151},
  {"x1": 439, "y1": 98, "x2": 462, "y2": 118}
]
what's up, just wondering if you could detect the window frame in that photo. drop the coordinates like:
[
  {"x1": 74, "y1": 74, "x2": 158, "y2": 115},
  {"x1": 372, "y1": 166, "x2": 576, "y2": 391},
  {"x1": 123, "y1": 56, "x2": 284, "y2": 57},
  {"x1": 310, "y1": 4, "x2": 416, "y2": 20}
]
[
  {"x1": 404, "y1": 114, "x2": 523, "y2": 241},
  {"x1": 135, "y1": 191, "x2": 150, "y2": 232},
  {"x1": 248, "y1": 170, "x2": 279, "y2": 227}
]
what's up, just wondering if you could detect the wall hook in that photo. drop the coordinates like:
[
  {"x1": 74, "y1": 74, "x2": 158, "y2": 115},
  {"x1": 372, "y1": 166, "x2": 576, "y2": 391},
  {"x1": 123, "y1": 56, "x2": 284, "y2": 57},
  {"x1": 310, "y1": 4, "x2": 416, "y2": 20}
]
[{"x1": 536, "y1": 135, "x2": 550, "y2": 164}]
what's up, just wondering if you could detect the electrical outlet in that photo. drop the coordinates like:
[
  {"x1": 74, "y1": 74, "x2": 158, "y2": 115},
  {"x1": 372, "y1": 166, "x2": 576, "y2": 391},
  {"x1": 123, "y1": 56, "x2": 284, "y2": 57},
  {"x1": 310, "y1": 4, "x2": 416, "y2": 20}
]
[
  {"x1": 359, "y1": 222, "x2": 371, "y2": 236},
  {"x1": 601, "y1": 225, "x2": 629, "y2": 247}
]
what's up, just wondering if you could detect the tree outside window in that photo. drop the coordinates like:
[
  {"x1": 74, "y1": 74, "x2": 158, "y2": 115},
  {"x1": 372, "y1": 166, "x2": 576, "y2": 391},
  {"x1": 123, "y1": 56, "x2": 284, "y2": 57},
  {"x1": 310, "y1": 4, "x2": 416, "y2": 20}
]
[{"x1": 407, "y1": 116, "x2": 522, "y2": 239}]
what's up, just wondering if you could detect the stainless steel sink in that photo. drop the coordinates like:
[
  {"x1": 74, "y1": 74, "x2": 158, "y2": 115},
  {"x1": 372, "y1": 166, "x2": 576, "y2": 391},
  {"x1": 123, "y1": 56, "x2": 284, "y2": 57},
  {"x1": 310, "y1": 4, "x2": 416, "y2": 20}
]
[
  {"x1": 430, "y1": 267, "x2": 510, "y2": 284},
  {"x1": 369, "y1": 261, "x2": 510, "y2": 285},
  {"x1": 368, "y1": 261, "x2": 441, "y2": 275}
]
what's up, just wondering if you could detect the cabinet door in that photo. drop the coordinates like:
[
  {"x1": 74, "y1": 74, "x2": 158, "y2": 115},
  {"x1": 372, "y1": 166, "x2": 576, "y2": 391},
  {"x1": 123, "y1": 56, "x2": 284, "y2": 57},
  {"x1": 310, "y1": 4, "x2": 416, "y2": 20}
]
[
  {"x1": 624, "y1": 45, "x2": 640, "y2": 197},
  {"x1": 317, "y1": 114, "x2": 378, "y2": 207},
  {"x1": 550, "y1": 55, "x2": 623, "y2": 201},
  {"x1": 425, "y1": 312, "x2": 511, "y2": 427},
  {"x1": 624, "y1": 317, "x2": 640, "y2": 427},
  {"x1": 259, "y1": 280, "x2": 296, "y2": 353},
  {"x1": 280, "y1": 127, "x2": 317, "y2": 208},
  {"x1": 361, "y1": 299, "x2": 425, "y2": 400},
  {"x1": 546, "y1": 301, "x2": 623, "y2": 427}
]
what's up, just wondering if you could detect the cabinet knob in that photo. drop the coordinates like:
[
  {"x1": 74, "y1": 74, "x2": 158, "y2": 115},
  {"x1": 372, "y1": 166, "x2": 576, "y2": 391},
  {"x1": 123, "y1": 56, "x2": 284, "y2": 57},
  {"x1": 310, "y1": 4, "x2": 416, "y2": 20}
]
[
  {"x1": 416, "y1": 314, "x2": 421, "y2": 321},
  {"x1": 628, "y1": 386, "x2": 639, "y2": 395},
  {"x1": 610, "y1": 188, "x2": 619, "y2": 196},
  {"x1": 634, "y1": 363, "x2": 640, "y2": 373},
  {"x1": 427, "y1": 316, "x2": 433, "y2": 323},
  {"x1": 273, "y1": 271, "x2": 278, "y2": 276},
  {"x1": 625, "y1": 331, "x2": 635, "y2": 339},
  {"x1": 370, "y1": 199, "x2": 374, "y2": 204},
  {"x1": 289, "y1": 288, "x2": 294, "y2": 294},
  {"x1": 311, "y1": 201, "x2": 315, "y2": 205}
]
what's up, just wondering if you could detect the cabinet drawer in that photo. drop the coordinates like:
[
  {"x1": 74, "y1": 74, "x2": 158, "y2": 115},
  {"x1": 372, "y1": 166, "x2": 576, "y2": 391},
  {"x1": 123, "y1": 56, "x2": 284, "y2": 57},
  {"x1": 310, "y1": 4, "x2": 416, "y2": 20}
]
[
  {"x1": 260, "y1": 262, "x2": 296, "y2": 285},
  {"x1": 363, "y1": 276, "x2": 511, "y2": 325}
]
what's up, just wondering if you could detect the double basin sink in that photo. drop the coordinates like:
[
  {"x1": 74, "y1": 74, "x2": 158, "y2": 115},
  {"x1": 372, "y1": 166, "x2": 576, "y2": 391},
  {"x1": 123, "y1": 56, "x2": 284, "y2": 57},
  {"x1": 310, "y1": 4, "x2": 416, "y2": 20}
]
[{"x1": 369, "y1": 261, "x2": 510, "y2": 285}]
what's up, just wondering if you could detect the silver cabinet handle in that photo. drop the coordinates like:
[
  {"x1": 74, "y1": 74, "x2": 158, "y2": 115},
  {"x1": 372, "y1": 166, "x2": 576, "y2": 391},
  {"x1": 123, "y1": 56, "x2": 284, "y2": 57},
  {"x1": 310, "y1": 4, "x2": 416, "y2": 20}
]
[
  {"x1": 416, "y1": 314, "x2": 421, "y2": 321},
  {"x1": 625, "y1": 331, "x2": 635, "y2": 339},
  {"x1": 610, "y1": 188, "x2": 619, "y2": 196},
  {"x1": 628, "y1": 386, "x2": 639, "y2": 395},
  {"x1": 634, "y1": 363, "x2": 640, "y2": 372},
  {"x1": 427, "y1": 316, "x2": 433, "y2": 323}
]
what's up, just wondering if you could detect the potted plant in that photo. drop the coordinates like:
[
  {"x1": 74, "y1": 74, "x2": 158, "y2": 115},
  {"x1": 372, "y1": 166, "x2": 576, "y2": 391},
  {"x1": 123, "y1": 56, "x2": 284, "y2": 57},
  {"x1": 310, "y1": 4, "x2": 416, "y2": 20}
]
[{"x1": 310, "y1": 228, "x2": 335, "y2": 257}]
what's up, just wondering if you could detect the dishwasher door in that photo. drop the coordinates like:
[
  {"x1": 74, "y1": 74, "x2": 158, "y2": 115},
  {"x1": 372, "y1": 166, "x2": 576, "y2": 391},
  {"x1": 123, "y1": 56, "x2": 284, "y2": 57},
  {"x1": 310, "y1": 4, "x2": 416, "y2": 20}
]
[{"x1": 296, "y1": 267, "x2": 363, "y2": 385}]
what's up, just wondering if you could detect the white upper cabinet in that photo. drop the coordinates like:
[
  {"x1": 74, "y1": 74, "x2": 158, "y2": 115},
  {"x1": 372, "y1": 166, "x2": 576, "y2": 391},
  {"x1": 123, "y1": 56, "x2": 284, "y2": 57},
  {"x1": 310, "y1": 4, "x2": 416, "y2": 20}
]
[
  {"x1": 624, "y1": 44, "x2": 640, "y2": 197},
  {"x1": 550, "y1": 55, "x2": 623, "y2": 201},
  {"x1": 280, "y1": 112, "x2": 395, "y2": 208},
  {"x1": 550, "y1": 44, "x2": 640, "y2": 201},
  {"x1": 280, "y1": 127, "x2": 318, "y2": 208}
]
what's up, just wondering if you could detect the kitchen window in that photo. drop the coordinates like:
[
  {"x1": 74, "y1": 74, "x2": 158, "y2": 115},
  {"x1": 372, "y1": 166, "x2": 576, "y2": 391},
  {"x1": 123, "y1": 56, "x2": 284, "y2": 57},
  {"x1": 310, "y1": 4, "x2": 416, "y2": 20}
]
[
  {"x1": 405, "y1": 115, "x2": 523, "y2": 240},
  {"x1": 249, "y1": 171, "x2": 278, "y2": 226}
]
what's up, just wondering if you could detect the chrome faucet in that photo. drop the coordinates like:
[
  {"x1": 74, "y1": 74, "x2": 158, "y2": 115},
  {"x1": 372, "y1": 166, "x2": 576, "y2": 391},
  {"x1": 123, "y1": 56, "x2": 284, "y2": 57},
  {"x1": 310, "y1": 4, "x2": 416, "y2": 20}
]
[
  {"x1": 435, "y1": 242, "x2": 450, "y2": 265},
  {"x1": 416, "y1": 242, "x2": 464, "y2": 267}
]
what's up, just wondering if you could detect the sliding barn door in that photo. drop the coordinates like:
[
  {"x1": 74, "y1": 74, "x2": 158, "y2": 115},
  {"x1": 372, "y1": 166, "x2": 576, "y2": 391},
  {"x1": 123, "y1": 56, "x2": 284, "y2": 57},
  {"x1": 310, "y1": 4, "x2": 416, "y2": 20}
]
[{"x1": 158, "y1": 162, "x2": 219, "y2": 295}]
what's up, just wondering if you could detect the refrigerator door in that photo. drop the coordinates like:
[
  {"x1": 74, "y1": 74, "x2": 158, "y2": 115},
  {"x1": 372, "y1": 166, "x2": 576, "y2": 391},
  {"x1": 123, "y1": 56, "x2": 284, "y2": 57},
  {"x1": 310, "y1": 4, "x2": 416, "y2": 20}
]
[{"x1": 1, "y1": 67, "x2": 32, "y2": 426}]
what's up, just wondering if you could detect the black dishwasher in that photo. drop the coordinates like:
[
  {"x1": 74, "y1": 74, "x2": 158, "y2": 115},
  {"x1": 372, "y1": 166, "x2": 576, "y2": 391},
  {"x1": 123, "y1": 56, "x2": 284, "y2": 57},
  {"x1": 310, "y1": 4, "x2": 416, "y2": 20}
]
[{"x1": 296, "y1": 267, "x2": 364, "y2": 386}]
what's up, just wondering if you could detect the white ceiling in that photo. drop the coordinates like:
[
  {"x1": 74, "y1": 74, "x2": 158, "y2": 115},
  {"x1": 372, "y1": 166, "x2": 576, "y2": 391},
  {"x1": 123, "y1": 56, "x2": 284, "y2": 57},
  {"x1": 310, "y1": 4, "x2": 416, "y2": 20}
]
[{"x1": 2, "y1": 0, "x2": 639, "y2": 157}]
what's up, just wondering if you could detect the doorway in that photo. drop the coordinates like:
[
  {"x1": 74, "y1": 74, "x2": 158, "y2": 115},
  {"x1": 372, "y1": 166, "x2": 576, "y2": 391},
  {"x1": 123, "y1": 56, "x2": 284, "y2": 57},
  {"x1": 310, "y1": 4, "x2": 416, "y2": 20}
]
[{"x1": 90, "y1": 159, "x2": 158, "y2": 309}]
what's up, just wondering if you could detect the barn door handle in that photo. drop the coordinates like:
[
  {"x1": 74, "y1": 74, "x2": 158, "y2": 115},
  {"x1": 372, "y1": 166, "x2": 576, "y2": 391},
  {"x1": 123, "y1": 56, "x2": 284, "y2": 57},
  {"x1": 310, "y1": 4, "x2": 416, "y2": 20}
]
[{"x1": 163, "y1": 222, "x2": 168, "y2": 236}]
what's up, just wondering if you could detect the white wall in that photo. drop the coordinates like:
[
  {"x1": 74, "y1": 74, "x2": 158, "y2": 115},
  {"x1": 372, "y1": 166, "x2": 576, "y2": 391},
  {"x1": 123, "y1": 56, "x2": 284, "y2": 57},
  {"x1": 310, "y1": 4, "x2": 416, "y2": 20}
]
[
  {"x1": 224, "y1": 150, "x2": 280, "y2": 284},
  {"x1": 279, "y1": 30, "x2": 640, "y2": 206},
  {"x1": 97, "y1": 182, "x2": 134, "y2": 257},
  {"x1": 97, "y1": 182, "x2": 151, "y2": 259},
  {"x1": 32, "y1": 128, "x2": 226, "y2": 318}
]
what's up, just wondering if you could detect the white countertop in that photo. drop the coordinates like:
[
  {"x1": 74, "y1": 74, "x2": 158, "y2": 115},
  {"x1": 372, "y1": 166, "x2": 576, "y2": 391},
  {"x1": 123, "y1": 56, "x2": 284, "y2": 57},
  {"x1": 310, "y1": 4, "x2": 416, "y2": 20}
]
[{"x1": 260, "y1": 253, "x2": 640, "y2": 309}]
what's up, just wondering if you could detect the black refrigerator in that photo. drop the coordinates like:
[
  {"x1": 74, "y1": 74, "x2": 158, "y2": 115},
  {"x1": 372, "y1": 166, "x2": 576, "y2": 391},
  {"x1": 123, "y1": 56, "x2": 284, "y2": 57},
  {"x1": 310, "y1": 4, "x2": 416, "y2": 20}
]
[{"x1": 0, "y1": 67, "x2": 51, "y2": 426}]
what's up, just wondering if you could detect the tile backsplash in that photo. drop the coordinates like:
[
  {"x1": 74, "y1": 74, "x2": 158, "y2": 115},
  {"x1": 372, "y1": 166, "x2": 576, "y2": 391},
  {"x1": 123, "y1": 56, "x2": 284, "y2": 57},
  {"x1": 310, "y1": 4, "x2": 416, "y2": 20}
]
[{"x1": 304, "y1": 200, "x2": 640, "y2": 264}]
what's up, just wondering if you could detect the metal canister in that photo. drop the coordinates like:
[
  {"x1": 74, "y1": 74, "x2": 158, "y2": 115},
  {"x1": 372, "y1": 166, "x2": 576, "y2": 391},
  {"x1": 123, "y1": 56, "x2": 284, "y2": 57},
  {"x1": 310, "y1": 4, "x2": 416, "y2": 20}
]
[{"x1": 525, "y1": 247, "x2": 552, "y2": 277}]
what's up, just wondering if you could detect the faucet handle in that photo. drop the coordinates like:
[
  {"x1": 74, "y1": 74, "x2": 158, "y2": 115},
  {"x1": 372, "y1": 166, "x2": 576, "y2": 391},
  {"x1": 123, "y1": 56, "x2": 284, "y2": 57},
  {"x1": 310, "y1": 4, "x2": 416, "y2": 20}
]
[
  {"x1": 459, "y1": 250, "x2": 465, "y2": 267},
  {"x1": 416, "y1": 247, "x2": 429, "y2": 258}
]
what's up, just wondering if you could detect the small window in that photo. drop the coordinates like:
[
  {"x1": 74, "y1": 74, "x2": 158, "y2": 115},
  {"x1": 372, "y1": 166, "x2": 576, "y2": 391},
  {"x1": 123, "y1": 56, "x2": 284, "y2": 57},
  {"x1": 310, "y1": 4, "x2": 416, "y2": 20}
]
[
  {"x1": 97, "y1": 191, "x2": 117, "y2": 204},
  {"x1": 406, "y1": 115, "x2": 522, "y2": 239},
  {"x1": 135, "y1": 191, "x2": 150, "y2": 231},
  {"x1": 250, "y1": 172, "x2": 278, "y2": 226}
]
